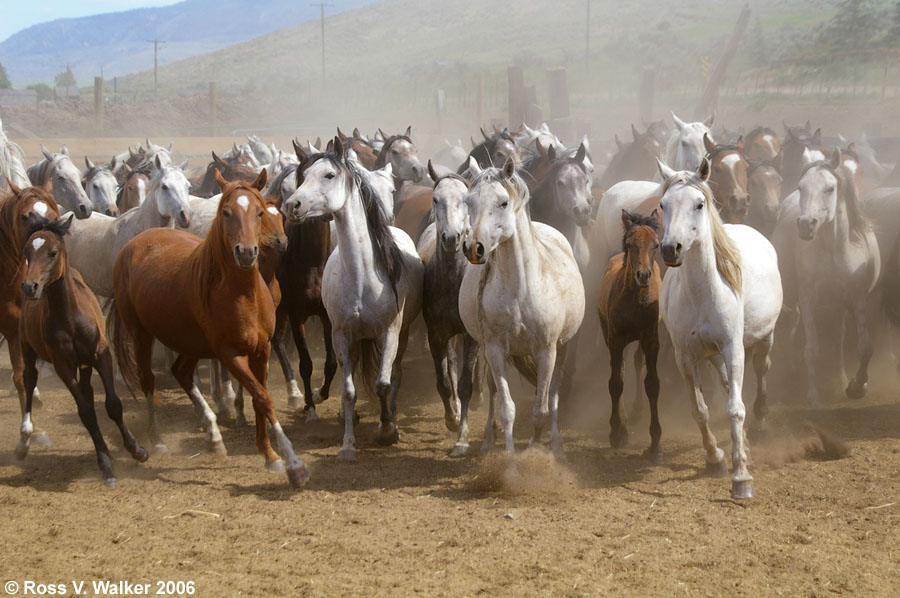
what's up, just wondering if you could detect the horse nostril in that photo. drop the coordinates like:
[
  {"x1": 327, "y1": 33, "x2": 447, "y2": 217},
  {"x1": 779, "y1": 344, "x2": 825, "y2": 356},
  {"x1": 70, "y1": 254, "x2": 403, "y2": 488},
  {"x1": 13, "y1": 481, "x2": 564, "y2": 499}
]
[{"x1": 475, "y1": 242, "x2": 485, "y2": 259}]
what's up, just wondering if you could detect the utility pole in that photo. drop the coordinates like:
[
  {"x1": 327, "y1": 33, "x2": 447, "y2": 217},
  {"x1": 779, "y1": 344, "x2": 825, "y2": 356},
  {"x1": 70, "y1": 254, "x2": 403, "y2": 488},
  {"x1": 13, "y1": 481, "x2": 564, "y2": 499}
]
[
  {"x1": 311, "y1": 3, "x2": 333, "y2": 86},
  {"x1": 585, "y1": 0, "x2": 591, "y2": 69},
  {"x1": 146, "y1": 39, "x2": 166, "y2": 98}
]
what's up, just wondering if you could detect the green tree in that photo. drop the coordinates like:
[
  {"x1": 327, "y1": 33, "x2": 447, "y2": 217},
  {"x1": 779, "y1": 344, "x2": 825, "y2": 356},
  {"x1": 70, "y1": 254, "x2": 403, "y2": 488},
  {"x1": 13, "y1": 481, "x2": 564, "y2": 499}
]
[
  {"x1": 820, "y1": 0, "x2": 883, "y2": 52},
  {"x1": 54, "y1": 65, "x2": 76, "y2": 88},
  {"x1": 0, "y1": 62, "x2": 11, "y2": 89},
  {"x1": 26, "y1": 83, "x2": 53, "y2": 102}
]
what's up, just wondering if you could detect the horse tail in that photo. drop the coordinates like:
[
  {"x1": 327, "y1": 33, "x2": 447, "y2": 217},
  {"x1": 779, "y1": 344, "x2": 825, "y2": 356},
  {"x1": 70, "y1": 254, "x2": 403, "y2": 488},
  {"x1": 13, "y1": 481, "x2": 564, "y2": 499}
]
[
  {"x1": 882, "y1": 237, "x2": 900, "y2": 330},
  {"x1": 509, "y1": 355, "x2": 539, "y2": 387},
  {"x1": 354, "y1": 339, "x2": 383, "y2": 400},
  {"x1": 105, "y1": 298, "x2": 139, "y2": 397}
]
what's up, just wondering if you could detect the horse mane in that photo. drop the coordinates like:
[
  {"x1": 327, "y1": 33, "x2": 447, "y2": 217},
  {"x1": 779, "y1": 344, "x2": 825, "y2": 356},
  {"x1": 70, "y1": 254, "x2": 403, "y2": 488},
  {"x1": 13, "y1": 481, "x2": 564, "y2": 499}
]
[
  {"x1": 470, "y1": 165, "x2": 532, "y2": 214},
  {"x1": 0, "y1": 126, "x2": 29, "y2": 188},
  {"x1": 374, "y1": 135, "x2": 414, "y2": 170},
  {"x1": 27, "y1": 153, "x2": 66, "y2": 186},
  {"x1": 799, "y1": 160, "x2": 871, "y2": 240},
  {"x1": 265, "y1": 162, "x2": 298, "y2": 202},
  {"x1": 24, "y1": 215, "x2": 70, "y2": 241},
  {"x1": 0, "y1": 188, "x2": 60, "y2": 270},
  {"x1": 621, "y1": 211, "x2": 659, "y2": 254},
  {"x1": 662, "y1": 172, "x2": 743, "y2": 293}
]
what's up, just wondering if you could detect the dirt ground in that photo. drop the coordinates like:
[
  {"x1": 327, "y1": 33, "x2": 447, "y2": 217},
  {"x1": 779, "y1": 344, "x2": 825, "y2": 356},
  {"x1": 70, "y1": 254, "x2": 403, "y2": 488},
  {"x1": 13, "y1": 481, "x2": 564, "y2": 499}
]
[{"x1": 1, "y1": 336, "x2": 899, "y2": 598}]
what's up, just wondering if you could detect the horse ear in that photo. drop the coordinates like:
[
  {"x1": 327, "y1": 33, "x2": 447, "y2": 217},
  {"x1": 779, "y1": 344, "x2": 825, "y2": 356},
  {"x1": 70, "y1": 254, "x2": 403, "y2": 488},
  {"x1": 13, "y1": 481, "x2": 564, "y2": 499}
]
[
  {"x1": 671, "y1": 112, "x2": 686, "y2": 131},
  {"x1": 703, "y1": 133, "x2": 717, "y2": 155},
  {"x1": 333, "y1": 136, "x2": 344, "y2": 161},
  {"x1": 735, "y1": 136, "x2": 744, "y2": 150},
  {"x1": 404, "y1": 125, "x2": 412, "y2": 138},
  {"x1": 704, "y1": 112, "x2": 716, "y2": 128},
  {"x1": 292, "y1": 139, "x2": 307, "y2": 161},
  {"x1": 337, "y1": 127, "x2": 348, "y2": 141},
  {"x1": 621, "y1": 209, "x2": 634, "y2": 230},
  {"x1": 467, "y1": 156, "x2": 483, "y2": 177},
  {"x1": 167, "y1": 141, "x2": 173, "y2": 151},
  {"x1": 493, "y1": 124, "x2": 502, "y2": 135},
  {"x1": 575, "y1": 142, "x2": 587, "y2": 165},
  {"x1": 178, "y1": 159, "x2": 189, "y2": 171},
  {"x1": 535, "y1": 139, "x2": 547, "y2": 157},
  {"x1": 315, "y1": 136, "x2": 323, "y2": 149},
  {"x1": 697, "y1": 156, "x2": 711, "y2": 182},
  {"x1": 804, "y1": 120, "x2": 812, "y2": 132},
  {"x1": 232, "y1": 142, "x2": 240, "y2": 155},
  {"x1": 502, "y1": 156, "x2": 516, "y2": 179},
  {"x1": 59, "y1": 213, "x2": 75, "y2": 236},
  {"x1": 547, "y1": 144, "x2": 557, "y2": 162},
  {"x1": 109, "y1": 156, "x2": 117, "y2": 171},
  {"x1": 581, "y1": 134, "x2": 591, "y2": 154},
  {"x1": 847, "y1": 142, "x2": 856, "y2": 153},
  {"x1": 353, "y1": 127, "x2": 363, "y2": 140},
  {"x1": 252, "y1": 168, "x2": 268, "y2": 191},
  {"x1": 154, "y1": 154, "x2": 163, "y2": 171},
  {"x1": 128, "y1": 147, "x2": 136, "y2": 159},
  {"x1": 427, "y1": 160, "x2": 439, "y2": 184},
  {"x1": 614, "y1": 134, "x2": 623, "y2": 151},
  {"x1": 656, "y1": 158, "x2": 676, "y2": 180},
  {"x1": 480, "y1": 127, "x2": 491, "y2": 142},
  {"x1": 212, "y1": 151, "x2": 227, "y2": 168},
  {"x1": 43, "y1": 178, "x2": 53, "y2": 192},
  {"x1": 41, "y1": 144, "x2": 53, "y2": 161},
  {"x1": 631, "y1": 123, "x2": 640, "y2": 141},
  {"x1": 773, "y1": 149, "x2": 784, "y2": 172},
  {"x1": 214, "y1": 168, "x2": 228, "y2": 191},
  {"x1": 84, "y1": 156, "x2": 95, "y2": 170},
  {"x1": 123, "y1": 164, "x2": 133, "y2": 174},
  {"x1": 829, "y1": 147, "x2": 842, "y2": 170},
  {"x1": 145, "y1": 137, "x2": 152, "y2": 149},
  {"x1": 6, "y1": 177, "x2": 21, "y2": 195},
  {"x1": 648, "y1": 208, "x2": 660, "y2": 228},
  {"x1": 471, "y1": 136, "x2": 478, "y2": 149},
  {"x1": 812, "y1": 128, "x2": 822, "y2": 146}
]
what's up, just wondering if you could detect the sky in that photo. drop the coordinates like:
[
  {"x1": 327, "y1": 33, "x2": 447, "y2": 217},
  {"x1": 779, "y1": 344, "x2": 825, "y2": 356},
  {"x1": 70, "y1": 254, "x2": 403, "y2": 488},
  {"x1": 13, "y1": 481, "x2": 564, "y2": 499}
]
[{"x1": 0, "y1": 1, "x2": 181, "y2": 43}]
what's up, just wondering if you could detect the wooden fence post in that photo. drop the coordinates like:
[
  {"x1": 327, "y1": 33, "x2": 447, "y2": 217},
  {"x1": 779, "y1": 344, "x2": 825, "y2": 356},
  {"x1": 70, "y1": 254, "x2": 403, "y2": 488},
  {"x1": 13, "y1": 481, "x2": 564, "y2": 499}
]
[
  {"x1": 694, "y1": 3, "x2": 752, "y2": 118},
  {"x1": 209, "y1": 82, "x2": 217, "y2": 136}
]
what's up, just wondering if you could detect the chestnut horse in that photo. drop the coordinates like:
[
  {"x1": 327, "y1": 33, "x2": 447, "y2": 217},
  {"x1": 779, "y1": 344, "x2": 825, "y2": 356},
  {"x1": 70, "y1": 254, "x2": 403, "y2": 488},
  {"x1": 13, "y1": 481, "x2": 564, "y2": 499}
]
[
  {"x1": 108, "y1": 169, "x2": 309, "y2": 487},
  {"x1": 744, "y1": 127, "x2": 781, "y2": 163},
  {"x1": 704, "y1": 134, "x2": 751, "y2": 224},
  {"x1": 746, "y1": 157, "x2": 784, "y2": 237},
  {"x1": 0, "y1": 181, "x2": 61, "y2": 432},
  {"x1": 117, "y1": 165, "x2": 151, "y2": 213},
  {"x1": 17, "y1": 216, "x2": 148, "y2": 486},
  {"x1": 597, "y1": 210, "x2": 662, "y2": 461},
  {"x1": 192, "y1": 151, "x2": 259, "y2": 198}
]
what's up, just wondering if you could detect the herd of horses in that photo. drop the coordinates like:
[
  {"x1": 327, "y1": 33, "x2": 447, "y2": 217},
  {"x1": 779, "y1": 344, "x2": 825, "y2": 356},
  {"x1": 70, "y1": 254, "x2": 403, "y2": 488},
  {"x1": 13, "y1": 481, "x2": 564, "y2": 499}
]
[{"x1": 1, "y1": 110, "x2": 899, "y2": 501}]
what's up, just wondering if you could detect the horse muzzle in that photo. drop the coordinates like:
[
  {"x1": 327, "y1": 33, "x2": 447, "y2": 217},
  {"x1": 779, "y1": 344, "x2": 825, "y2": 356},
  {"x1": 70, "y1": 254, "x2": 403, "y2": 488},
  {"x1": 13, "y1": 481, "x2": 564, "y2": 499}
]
[
  {"x1": 75, "y1": 202, "x2": 92, "y2": 219},
  {"x1": 660, "y1": 242, "x2": 683, "y2": 267},
  {"x1": 463, "y1": 241, "x2": 486, "y2": 265},
  {"x1": 176, "y1": 209, "x2": 190, "y2": 228},
  {"x1": 574, "y1": 205, "x2": 591, "y2": 227},
  {"x1": 233, "y1": 244, "x2": 259, "y2": 269},
  {"x1": 441, "y1": 231, "x2": 461, "y2": 254},
  {"x1": 635, "y1": 270, "x2": 652, "y2": 287},
  {"x1": 796, "y1": 217, "x2": 817, "y2": 241},
  {"x1": 21, "y1": 280, "x2": 42, "y2": 300}
]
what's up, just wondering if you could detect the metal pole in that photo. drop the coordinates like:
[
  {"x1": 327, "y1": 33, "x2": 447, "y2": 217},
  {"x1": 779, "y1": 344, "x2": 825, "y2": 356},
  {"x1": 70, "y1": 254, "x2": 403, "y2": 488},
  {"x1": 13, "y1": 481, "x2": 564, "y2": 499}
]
[
  {"x1": 585, "y1": 0, "x2": 591, "y2": 68},
  {"x1": 146, "y1": 39, "x2": 165, "y2": 98},
  {"x1": 311, "y1": 3, "x2": 334, "y2": 86}
]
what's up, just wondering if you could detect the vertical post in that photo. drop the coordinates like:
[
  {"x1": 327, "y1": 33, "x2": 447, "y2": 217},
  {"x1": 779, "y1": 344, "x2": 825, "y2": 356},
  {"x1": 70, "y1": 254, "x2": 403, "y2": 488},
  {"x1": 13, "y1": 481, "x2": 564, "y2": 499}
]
[
  {"x1": 476, "y1": 72, "x2": 485, "y2": 128},
  {"x1": 435, "y1": 88, "x2": 445, "y2": 137},
  {"x1": 585, "y1": 0, "x2": 591, "y2": 68},
  {"x1": 153, "y1": 39, "x2": 158, "y2": 98},
  {"x1": 311, "y1": 3, "x2": 333, "y2": 87},
  {"x1": 94, "y1": 77, "x2": 104, "y2": 135},
  {"x1": 209, "y1": 82, "x2": 217, "y2": 136},
  {"x1": 507, "y1": 65, "x2": 525, "y2": 129}
]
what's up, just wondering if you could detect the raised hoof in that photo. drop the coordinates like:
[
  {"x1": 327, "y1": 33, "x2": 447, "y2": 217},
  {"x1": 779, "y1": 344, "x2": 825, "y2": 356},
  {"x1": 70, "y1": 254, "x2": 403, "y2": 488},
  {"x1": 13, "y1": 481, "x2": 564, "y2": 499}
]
[
  {"x1": 845, "y1": 380, "x2": 867, "y2": 400},
  {"x1": 304, "y1": 407, "x2": 320, "y2": 422},
  {"x1": 444, "y1": 413, "x2": 460, "y2": 433},
  {"x1": 103, "y1": 477, "x2": 118, "y2": 489},
  {"x1": 14, "y1": 443, "x2": 29, "y2": 460},
  {"x1": 609, "y1": 427, "x2": 629, "y2": 449},
  {"x1": 312, "y1": 387, "x2": 329, "y2": 404},
  {"x1": 449, "y1": 442, "x2": 470, "y2": 458},
  {"x1": 266, "y1": 459, "x2": 286, "y2": 473},
  {"x1": 643, "y1": 446, "x2": 664, "y2": 464},
  {"x1": 151, "y1": 443, "x2": 170, "y2": 458},
  {"x1": 209, "y1": 440, "x2": 228, "y2": 457},
  {"x1": 376, "y1": 423, "x2": 400, "y2": 446},
  {"x1": 705, "y1": 459, "x2": 729, "y2": 478},
  {"x1": 133, "y1": 446, "x2": 150, "y2": 463},
  {"x1": 337, "y1": 446, "x2": 358, "y2": 462},
  {"x1": 287, "y1": 465, "x2": 310, "y2": 488},
  {"x1": 31, "y1": 431, "x2": 52, "y2": 446},
  {"x1": 732, "y1": 479, "x2": 754, "y2": 500}
]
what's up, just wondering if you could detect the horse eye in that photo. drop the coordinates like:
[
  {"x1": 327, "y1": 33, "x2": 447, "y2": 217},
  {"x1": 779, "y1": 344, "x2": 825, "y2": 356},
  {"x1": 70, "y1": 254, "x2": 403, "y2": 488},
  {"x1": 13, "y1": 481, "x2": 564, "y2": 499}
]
[
  {"x1": 49, "y1": 251, "x2": 58, "y2": 258},
  {"x1": 325, "y1": 172, "x2": 335, "y2": 180},
  {"x1": 162, "y1": 184, "x2": 169, "y2": 191},
  {"x1": 500, "y1": 201, "x2": 509, "y2": 209},
  {"x1": 223, "y1": 209, "x2": 232, "y2": 217},
  {"x1": 826, "y1": 186, "x2": 835, "y2": 193},
  {"x1": 392, "y1": 149, "x2": 399, "y2": 155},
  {"x1": 696, "y1": 202, "x2": 704, "y2": 210}
]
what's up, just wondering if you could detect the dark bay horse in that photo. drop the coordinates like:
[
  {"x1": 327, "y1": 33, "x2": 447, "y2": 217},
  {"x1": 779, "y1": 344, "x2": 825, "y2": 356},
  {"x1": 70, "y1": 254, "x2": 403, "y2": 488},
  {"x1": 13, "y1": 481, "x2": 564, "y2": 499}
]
[
  {"x1": 782, "y1": 122, "x2": 824, "y2": 194},
  {"x1": 598, "y1": 124, "x2": 664, "y2": 190},
  {"x1": 704, "y1": 134, "x2": 751, "y2": 224},
  {"x1": 746, "y1": 157, "x2": 784, "y2": 237},
  {"x1": 192, "y1": 150, "x2": 259, "y2": 198},
  {"x1": 17, "y1": 216, "x2": 148, "y2": 486},
  {"x1": 338, "y1": 127, "x2": 378, "y2": 170},
  {"x1": 457, "y1": 128, "x2": 519, "y2": 175},
  {"x1": 597, "y1": 210, "x2": 662, "y2": 459},
  {"x1": 109, "y1": 168, "x2": 309, "y2": 487},
  {"x1": 374, "y1": 127, "x2": 426, "y2": 210},
  {"x1": 0, "y1": 181, "x2": 61, "y2": 434}
]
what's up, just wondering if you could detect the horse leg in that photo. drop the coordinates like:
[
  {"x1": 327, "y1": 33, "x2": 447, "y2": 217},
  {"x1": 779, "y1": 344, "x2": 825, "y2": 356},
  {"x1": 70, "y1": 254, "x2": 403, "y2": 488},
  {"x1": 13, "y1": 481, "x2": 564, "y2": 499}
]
[
  {"x1": 61, "y1": 362, "x2": 117, "y2": 486},
  {"x1": 640, "y1": 331, "x2": 662, "y2": 463},
  {"x1": 14, "y1": 344, "x2": 39, "y2": 460},
  {"x1": 447, "y1": 337, "x2": 462, "y2": 428},
  {"x1": 751, "y1": 331, "x2": 774, "y2": 429},
  {"x1": 627, "y1": 345, "x2": 645, "y2": 421},
  {"x1": 450, "y1": 335, "x2": 479, "y2": 457},
  {"x1": 800, "y1": 292, "x2": 822, "y2": 408},
  {"x1": 314, "y1": 314, "x2": 338, "y2": 404},
  {"x1": 484, "y1": 343, "x2": 515, "y2": 452},
  {"x1": 385, "y1": 327, "x2": 410, "y2": 443},
  {"x1": 96, "y1": 348, "x2": 147, "y2": 463},
  {"x1": 428, "y1": 328, "x2": 459, "y2": 433},
  {"x1": 211, "y1": 361, "x2": 237, "y2": 423},
  {"x1": 133, "y1": 331, "x2": 165, "y2": 456},
  {"x1": 607, "y1": 337, "x2": 628, "y2": 449},
  {"x1": 846, "y1": 301, "x2": 872, "y2": 400},
  {"x1": 225, "y1": 352, "x2": 309, "y2": 487},
  {"x1": 334, "y1": 331, "x2": 359, "y2": 460},
  {"x1": 291, "y1": 319, "x2": 319, "y2": 421},
  {"x1": 679, "y1": 353, "x2": 726, "y2": 475},
  {"x1": 480, "y1": 372, "x2": 498, "y2": 454},
  {"x1": 170, "y1": 354, "x2": 226, "y2": 455},
  {"x1": 547, "y1": 343, "x2": 567, "y2": 459},
  {"x1": 375, "y1": 321, "x2": 403, "y2": 446},
  {"x1": 721, "y1": 342, "x2": 752, "y2": 500},
  {"x1": 273, "y1": 308, "x2": 302, "y2": 408}
]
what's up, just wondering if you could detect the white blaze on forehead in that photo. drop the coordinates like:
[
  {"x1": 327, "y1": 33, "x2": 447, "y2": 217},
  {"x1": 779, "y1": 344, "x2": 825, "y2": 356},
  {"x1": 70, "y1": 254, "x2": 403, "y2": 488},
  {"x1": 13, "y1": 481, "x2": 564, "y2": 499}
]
[
  {"x1": 237, "y1": 195, "x2": 250, "y2": 211},
  {"x1": 266, "y1": 206, "x2": 279, "y2": 215},
  {"x1": 721, "y1": 153, "x2": 742, "y2": 169},
  {"x1": 33, "y1": 201, "x2": 48, "y2": 217},
  {"x1": 137, "y1": 178, "x2": 146, "y2": 198},
  {"x1": 843, "y1": 159, "x2": 858, "y2": 174},
  {"x1": 31, "y1": 237, "x2": 45, "y2": 250}
]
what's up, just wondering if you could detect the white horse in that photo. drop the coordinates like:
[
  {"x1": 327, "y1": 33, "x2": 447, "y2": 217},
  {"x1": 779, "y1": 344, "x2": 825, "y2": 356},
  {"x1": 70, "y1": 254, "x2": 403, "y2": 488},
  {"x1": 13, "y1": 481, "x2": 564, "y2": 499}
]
[
  {"x1": 66, "y1": 157, "x2": 192, "y2": 297},
  {"x1": 664, "y1": 112, "x2": 715, "y2": 172},
  {"x1": 773, "y1": 148, "x2": 880, "y2": 406},
  {"x1": 82, "y1": 156, "x2": 119, "y2": 216},
  {"x1": 282, "y1": 137, "x2": 423, "y2": 461},
  {"x1": 0, "y1": 115, "x2": 30, "y2": 191},
  {"x1": 459, "y1": 158, "x2": 585, "y2": 456},
  {"x1": 657, "y1": 158, "x2": 782, "y2": 500},
  {"x1": 140, "y1": 139, "x2": 173, "y2": 174},
  {"x1": 27, "y1": 145, "x2": 93, "y2": 218}
]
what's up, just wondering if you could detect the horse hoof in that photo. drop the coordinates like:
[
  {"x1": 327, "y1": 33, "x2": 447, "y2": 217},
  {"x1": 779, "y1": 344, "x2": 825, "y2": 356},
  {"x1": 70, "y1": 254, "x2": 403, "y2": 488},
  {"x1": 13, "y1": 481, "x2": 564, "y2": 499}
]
[
  {"x1": 235, "y1": 415, "x2": 250, "y2": 428},
  {"x1": 312, "y1": 387, "x2": 328, "y2": 404},
  {"x1": 337, "y1": 447, "x2": 358, "y2": 462},
  {"x1": 134, "y1": 447, "x2": 149, "y2": 463},
  {"x1": 103, "y1": 477, "x2": 118, "y2": 489},
  {"x1": 444, "y1": 414, "x2": 460, "y2": 433},
  {"x1": 266, "y1": 459, "x2": 286, "y2": 473},
  {"x1": 304, "y1": 408, "x2": 320, "y2": 423},
  {"x1": 287, "y1": 465, "x2": 310, "y2": 488},
  {"x1": 151, "y1": 443, "x2": 170, "y2": 458},
  {"x1": 845, "y1": 380, "x2": 867, "y2": 400},
  {"x1": 643, "y1": 446, "x2": 664, "y2": 464},
  {"x1": 31, "y1": 431, "x2": 52, "y2": 446},
  {"x1": 209, "y1": 440, "x2": 228, "y2": 457},
  {"x1": 287, "y1": 396, "x2": 303, "y2": 410},
  {"x1": 705, "y1": 460, "x2": 729, "y2": 478},
  {"x1": 731, "y1": 479, "x2": 754, "y2": 500},
  {"x1": 449, "y1": 443, "x2": 470, "y2": 458},
  {"x1": 550, "y1": 445, "x2": 566, "y2": 462},
  {"x1": 376, "y1": 423, "x2": 400, "y2": 446},
  {"x1": 609, "y1": 427, "x2": 629, "y2": 449},
  {"x1": 14, "y1": 443, "x2": 29, "y2": 460}
]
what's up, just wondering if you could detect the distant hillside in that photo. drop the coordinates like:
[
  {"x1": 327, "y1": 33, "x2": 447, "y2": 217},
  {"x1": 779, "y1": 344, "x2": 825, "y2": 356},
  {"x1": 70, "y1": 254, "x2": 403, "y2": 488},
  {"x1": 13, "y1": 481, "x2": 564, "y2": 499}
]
[{"x1": 0, "y1": 0, "x2": 376, "y2": 84}]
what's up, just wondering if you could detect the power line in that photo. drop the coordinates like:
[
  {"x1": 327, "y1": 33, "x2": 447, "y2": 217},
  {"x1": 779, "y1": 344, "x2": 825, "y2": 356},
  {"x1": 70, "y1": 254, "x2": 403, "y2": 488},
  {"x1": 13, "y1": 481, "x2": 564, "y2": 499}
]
[
  {"x1": 310, "y1": 3, "x2": 334, "y2": 86},
  {"x1": 146, "y1": 39, "x2": 166, "y2": 98}
]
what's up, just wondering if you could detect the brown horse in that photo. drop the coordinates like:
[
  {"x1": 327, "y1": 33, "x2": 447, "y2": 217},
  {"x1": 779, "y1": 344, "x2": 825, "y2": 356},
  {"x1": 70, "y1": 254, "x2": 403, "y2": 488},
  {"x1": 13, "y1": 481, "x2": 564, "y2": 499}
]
[
  {"x1": 457, "y1": 129, "x2": 519, "y2": 175},
  {"x1": 337, "y1": 127, "x2": 378, "y2": 170},
  {"x1": 192, "y1": 150, "x2": 259, "y2": 198},
  {"x1": 0, "y1": 181, "x2": 61, "y2": 429},
  {"x1": 394, "y1": 186, "x2": 434, "y2": 244},
  {"x1": 744, "y1": 126, "x2": 781, "y2": 162},
  {"x1": 117, "y1": 164, "x2": 151, "y2": 213},
  {"x1": 704, "y1": 133, "x2": 750, "y2": 224},
  {"x1": 782, "y1": 121, "x2": 823, "y2": 193},
  {"x1": 746, "y1": 157, "x2": 784, "y2": 237},
  {"x1": 597, "y1": 210, "x2": 662, "y2": 461},
  {"x1": 17, "y1": 216, "x2": 148, "y2": 486},
  {"x1": 598, "y1": 124, "x2": 664, "y2": 190},
  {"x1": 109, "y1": 168, "x2": 309, "y2": 487}
]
